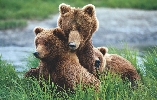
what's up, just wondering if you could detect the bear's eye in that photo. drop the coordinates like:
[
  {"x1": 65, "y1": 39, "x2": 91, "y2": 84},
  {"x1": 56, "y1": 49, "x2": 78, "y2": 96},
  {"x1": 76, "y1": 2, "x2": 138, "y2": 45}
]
[
  {"x1": 65, "y1": 30, "x2": 70, "y2": 34},
  {"x1": 44, "y1": 42, "x2": 49, "y2": 46},
  {"x1": 77, "y1": 27, "x2": 81, "y2": 32}
]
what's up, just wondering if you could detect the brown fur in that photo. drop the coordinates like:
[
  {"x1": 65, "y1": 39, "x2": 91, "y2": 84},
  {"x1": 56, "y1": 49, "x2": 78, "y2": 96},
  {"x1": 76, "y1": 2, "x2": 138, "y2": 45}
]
[
  {"x1": 57, "y1": 3, "x2": 99, "y2": 75},
  {"x1": 98, "y1": 47, "x2": 140, "y2": 87},
  {"x1": 25, "y1": 68, "x2": 39, "y2": 79},
  {"x1": 25, "y1": 27, "x2": 100, "y2": 91},
  {"x1": 93, "y1": 47, "x2": 106, "y2": 76}
]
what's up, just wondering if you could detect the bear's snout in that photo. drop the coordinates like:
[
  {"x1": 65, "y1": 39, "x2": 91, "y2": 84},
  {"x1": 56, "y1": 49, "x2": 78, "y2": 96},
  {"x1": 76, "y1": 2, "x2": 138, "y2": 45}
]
[
  {"x1": 95, "y1": 59, "x2": 101, "y2": 68},
  {"x1": 68, "y1": 42, "x2": 76, "y2": 50},
  {"x1": 33, "y1": 52, "x2": 39, "y2": 58}
]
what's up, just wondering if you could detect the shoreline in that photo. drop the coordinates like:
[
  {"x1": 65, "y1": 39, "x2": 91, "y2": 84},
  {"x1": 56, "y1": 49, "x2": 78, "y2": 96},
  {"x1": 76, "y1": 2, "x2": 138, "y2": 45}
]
[{"x1": 0, "y1": 8, "x2": 157, "y2": 71}]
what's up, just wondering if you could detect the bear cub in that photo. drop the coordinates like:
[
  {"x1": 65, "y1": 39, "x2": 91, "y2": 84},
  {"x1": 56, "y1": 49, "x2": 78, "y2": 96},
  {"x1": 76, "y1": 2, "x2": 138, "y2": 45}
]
[{"x1": 25, "y1": 27, "x2": 100, "y2": 91}]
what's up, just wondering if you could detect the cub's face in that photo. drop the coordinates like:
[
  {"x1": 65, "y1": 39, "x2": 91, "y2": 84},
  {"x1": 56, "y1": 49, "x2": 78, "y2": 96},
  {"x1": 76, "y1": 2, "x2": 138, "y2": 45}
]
[
  {"x1": 94, "y1": 48, "x2": 106, "y2": 73},
  {"x1": 33, "y1": 27, "x2": 67, "y2": 59},
  {"x1": 58, "y1": 3, "x2": 99, "y2": 50}
]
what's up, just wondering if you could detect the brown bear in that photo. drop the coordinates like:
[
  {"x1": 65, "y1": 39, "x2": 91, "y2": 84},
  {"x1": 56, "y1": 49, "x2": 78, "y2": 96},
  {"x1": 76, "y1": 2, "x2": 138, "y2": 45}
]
[
  {"x1": 57, "y1": 3, "x2": 99, "y2": 76},
  {"x1": 25, "y1": 27, "x2": 100, "y2": 91},
  {"x1": 97, "y1": 47, "x2": 140, "y2": 87},
  {"x1": 67, "y1": 30, "x2": 105, "y2": 77},
  {"x1": 93, "y1": 47, "x2": 106, "y2": 78}
]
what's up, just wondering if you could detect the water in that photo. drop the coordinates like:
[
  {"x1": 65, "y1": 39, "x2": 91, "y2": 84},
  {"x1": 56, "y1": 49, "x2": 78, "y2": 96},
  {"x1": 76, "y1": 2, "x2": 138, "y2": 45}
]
[
  {"x1": 0, "y1": 46, "x2": 34, "y2": 72},
  {"x1": 0, "y1": 8, "x2": 157, "y2": 72}
]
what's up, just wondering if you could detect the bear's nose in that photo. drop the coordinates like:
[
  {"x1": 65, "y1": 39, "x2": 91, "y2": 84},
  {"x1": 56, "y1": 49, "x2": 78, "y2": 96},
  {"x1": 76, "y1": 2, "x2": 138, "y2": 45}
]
[
  {"x1": 33, "y1": 52, "x2": 39, "y2": 58},
  {"x1": 95, "y1": 59, "x2": 101, "y2": 68},
  {"x1": 68, "y1": 42, "x2": 76, "y2": 50}
]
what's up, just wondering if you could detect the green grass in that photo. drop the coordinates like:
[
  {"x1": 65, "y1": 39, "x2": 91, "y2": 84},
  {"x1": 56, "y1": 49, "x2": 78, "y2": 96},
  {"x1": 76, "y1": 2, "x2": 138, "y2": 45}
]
[
  {"x1": 26, "y1": 53, "x2": 39, "y2": 69},
  {"x1": 0, "y1": 47, "x2": 157, "y2": 100},
  {"x1": 0, "y1": 19, "x2": 27, "y2": 30},
  {"x1": 0, "y1": 0, "x2": 157, "y2": 30}
]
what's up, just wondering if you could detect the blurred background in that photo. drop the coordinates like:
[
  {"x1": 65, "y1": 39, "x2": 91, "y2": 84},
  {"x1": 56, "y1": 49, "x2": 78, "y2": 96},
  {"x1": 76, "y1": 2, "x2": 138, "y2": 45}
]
[{"x1": 0, "y1": 0, "x2": 157, "y2": 72}]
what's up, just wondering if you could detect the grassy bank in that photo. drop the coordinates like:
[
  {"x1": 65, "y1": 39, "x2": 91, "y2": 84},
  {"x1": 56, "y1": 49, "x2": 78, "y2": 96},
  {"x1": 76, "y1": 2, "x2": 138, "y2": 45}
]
[
  {"x1": 0, "y1": 0, "x2": 157, "y2": 30},
  {"x1": 0, "y1": 47, "x2": 157, "y2": 100}
]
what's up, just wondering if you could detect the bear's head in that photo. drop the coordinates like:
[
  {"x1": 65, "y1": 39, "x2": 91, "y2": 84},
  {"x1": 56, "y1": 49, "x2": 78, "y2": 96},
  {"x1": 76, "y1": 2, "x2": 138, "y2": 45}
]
[
  {"x1": 33, "y1": 27, "x2": 68, "y2": 60},
  {"x1": 58, "y1": 3, "x2": 99, "y2": 51},
  {"x1": 97, "y1": 47, "x2": 108, "y2": 56},
  {"x1": 94, "y1": 47, "x2": 108, "y2": 74}
]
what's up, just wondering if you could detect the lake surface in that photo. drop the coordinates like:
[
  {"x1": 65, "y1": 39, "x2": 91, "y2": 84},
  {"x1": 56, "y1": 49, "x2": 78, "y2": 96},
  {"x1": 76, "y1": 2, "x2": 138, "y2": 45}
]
[
  {"x1": 0, "y1": 46, "x2": 34, "y2": 72},
  {"x1": 0, "y1": 8, "x2": 156, "y2": 72}
]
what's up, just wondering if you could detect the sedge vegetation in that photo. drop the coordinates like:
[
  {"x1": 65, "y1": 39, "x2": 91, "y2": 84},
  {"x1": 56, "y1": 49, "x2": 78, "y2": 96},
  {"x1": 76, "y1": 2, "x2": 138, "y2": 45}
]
[
  {"x1": 0, "y1": 0, "x2": 157, "y2": 30},
  {"x1": 0, "y1": 47, "x2": 157, "y2": 100}
]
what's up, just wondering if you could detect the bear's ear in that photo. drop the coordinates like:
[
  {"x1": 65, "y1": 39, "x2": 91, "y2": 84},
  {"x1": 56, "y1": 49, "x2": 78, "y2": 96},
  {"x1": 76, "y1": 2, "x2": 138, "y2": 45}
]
[
  {"x1": 98, "y1": 47, "x2": 108, "y2": 56},
  {"x1": 34, "y1": 27, "x2": 44, "y2": 35},
  {"x1": 59, "y1": 3, "x2": 71, "y2": 15},
  {"x1": 83, "y1": 4, "x2": 95, "y2": 17},
  {"x1": 53, "y1": 27, "x2": 67, "y2": 41}
]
